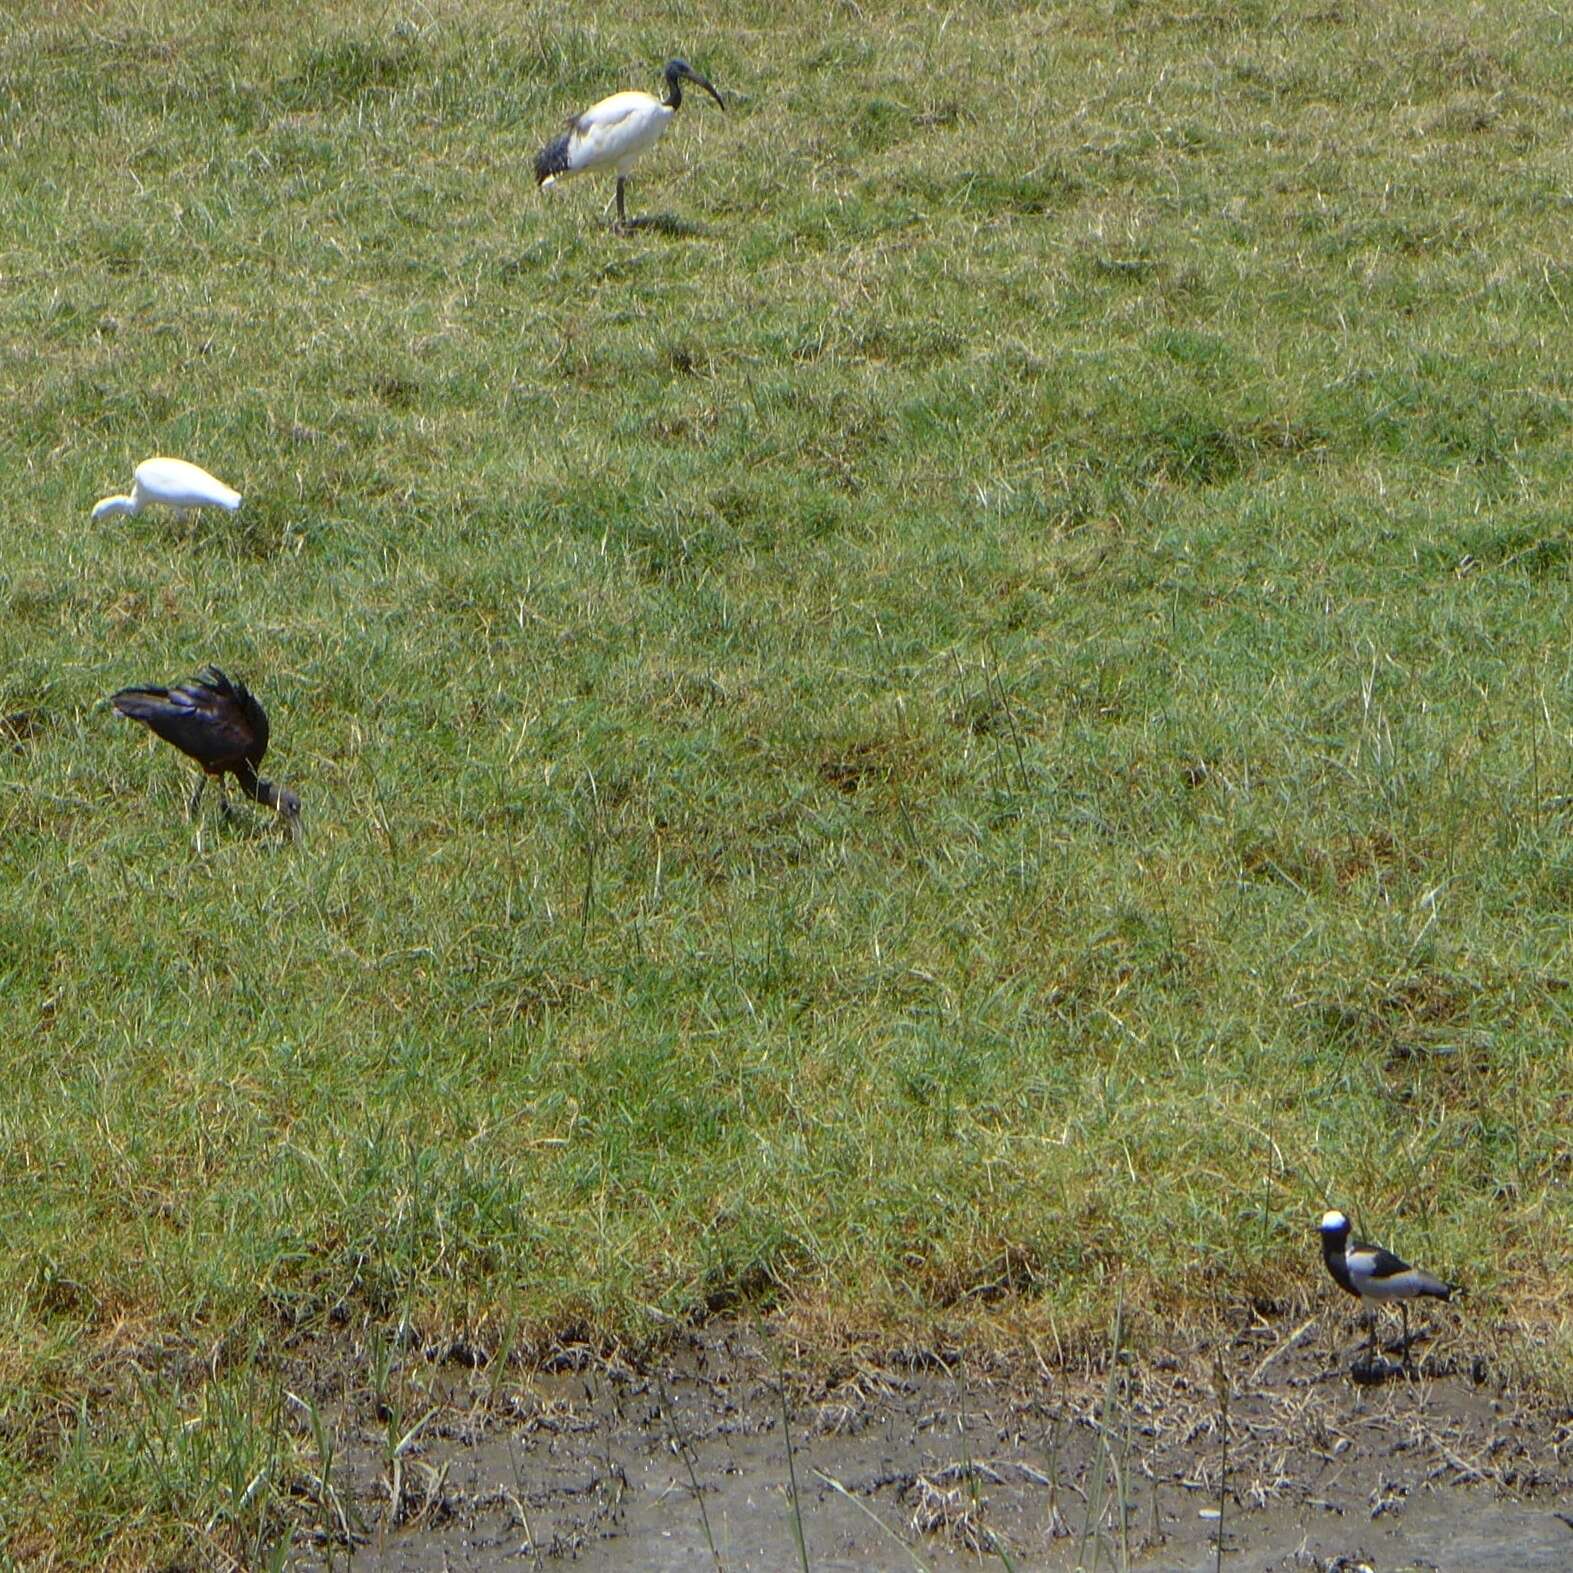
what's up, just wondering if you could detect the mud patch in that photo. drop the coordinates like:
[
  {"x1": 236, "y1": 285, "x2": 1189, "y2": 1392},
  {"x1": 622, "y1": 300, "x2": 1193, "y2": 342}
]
[{"x1": 287, "y1": 1316, "x2": 1572, "y2": 1570}]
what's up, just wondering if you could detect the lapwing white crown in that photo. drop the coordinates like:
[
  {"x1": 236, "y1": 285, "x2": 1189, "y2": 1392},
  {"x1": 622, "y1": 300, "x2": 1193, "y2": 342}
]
[
  {"x1": 534, "y1": 58, "x2": 725, "y2": 231},
  {"x1": 1319, "y1": 1209, "x2": 1456, "y2": 1371},
  {"x1": 92, "y1": 457, "x2": 242, "y2": 523}
]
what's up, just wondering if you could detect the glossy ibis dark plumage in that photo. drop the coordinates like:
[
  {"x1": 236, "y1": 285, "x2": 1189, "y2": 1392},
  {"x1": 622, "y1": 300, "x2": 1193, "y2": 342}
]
[{"x1": 112, "y1": 666, "x2": 301, "y2": 837}]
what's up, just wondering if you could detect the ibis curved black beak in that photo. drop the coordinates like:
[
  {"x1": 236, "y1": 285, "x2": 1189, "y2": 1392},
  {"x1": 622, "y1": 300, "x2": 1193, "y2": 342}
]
[{"x1": 681, "y1": 63, "x2": 725, "y2": 110}]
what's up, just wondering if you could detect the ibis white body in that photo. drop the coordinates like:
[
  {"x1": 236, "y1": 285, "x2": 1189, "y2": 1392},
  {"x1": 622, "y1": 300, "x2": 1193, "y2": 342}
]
[
  {"x1": 92, "y1": 457, "x2": 242, "y2": 522},
  {"x1": 540, "y1": 91, "x2": 676, "y2": 188}
]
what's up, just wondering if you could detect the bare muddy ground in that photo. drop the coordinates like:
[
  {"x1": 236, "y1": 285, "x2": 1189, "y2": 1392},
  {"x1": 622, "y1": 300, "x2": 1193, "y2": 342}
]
[{"x1": 287, "y1": 1315, "x2": 1573, "y2": 1570}]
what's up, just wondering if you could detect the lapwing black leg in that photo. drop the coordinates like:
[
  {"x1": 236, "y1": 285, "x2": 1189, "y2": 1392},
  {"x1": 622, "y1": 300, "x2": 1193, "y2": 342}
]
[
  {"x1": 1401, "y1": 1303, "x2": 1412, "y2": 1373},
  {"x1": 188, "y1": 776, "x2": 206, "y2": 820}
]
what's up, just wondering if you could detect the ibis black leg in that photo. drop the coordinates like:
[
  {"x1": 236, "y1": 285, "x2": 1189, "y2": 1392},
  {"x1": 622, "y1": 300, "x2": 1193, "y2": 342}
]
[
  {"x1": 615, "y1": 177, "x2": 628, "y2": 230},
  {"x1": 188, "y1": 777, "x2": 206, "y2": 819},
  {"x1": 219, "y1": 779, "x2": 233, "y2": 818}
]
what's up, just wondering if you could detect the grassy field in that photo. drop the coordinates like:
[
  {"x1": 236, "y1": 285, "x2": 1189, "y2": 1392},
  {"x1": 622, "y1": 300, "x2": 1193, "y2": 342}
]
[{"x1": 2, "y1": 0, "x2": 1572, "y2": 1558}]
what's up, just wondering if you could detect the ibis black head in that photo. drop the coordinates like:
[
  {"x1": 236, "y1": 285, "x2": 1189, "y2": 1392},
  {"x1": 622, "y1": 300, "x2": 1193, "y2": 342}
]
[{"x1": 664, "y1": 58, "x2": 725, "y2": 111}]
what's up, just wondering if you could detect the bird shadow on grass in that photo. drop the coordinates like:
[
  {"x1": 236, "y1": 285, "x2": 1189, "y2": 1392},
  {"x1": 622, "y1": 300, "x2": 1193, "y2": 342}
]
[
  {"x1": 183, "y1": 802, "x2": 300, "y2": 849},
  {"x1": 619, "y1": 212, "x2": 707, "y2": 239},
  {"x1": 207, "y1": 824, "x2": 302, "y2": 854},
  {"x1": 145, "y1": 506, "x2": 292, "y2": 565}
]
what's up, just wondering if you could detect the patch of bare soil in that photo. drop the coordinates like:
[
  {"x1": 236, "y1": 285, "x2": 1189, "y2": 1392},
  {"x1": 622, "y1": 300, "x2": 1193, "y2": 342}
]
[{"x1": 286, "y1": 1313, "x2": 1573, "y2": 1571}]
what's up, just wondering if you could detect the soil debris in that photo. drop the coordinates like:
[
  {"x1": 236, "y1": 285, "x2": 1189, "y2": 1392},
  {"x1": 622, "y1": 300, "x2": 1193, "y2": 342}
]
[{"x1": 274, "y1": 1312, "x2": 1572, "y2": 1570}]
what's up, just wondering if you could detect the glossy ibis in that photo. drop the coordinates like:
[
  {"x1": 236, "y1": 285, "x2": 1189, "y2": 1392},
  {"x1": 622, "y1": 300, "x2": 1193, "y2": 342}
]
[
  {"x1": 535, "y1": 58, "x2": 725, "y2": 231},
  {"x1": 93, "y1": 457, "x2": 241, "y2": 523},
  {"x1": 112, "y1": 666, "x2": 301, "y2": 838}
]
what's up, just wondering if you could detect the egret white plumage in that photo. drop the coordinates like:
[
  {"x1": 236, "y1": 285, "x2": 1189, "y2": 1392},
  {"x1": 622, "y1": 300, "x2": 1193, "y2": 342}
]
[
  {"x1": 92, "y1": 457, "x2": 241, "y2": 524},
  {"x1": 1319, "y1": 1210, "x2": 1457, "y2": 1373},
  {"x1": 535, "y1": 58, "x2": 725, "y2": 230}
]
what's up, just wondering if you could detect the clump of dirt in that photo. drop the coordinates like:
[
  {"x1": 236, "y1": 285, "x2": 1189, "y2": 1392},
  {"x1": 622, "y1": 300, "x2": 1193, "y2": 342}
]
[{"x1": 285, "y1": 1314, "x2": 1573, "y2": 1570}]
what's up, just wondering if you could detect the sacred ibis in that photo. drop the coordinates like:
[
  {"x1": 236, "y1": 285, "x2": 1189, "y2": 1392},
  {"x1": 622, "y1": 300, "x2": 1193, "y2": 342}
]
[
  {"x1": 112, "y1": 666, "x2": 301, "y2": 839},
  {"x1": 535, "y1": 58, "x2": 725, "y2": 231},
  {"x1": 92, "y1": 457, "x2": 241, "y2": 524},
  {"x1": 1319, "y1": 1210, "x2": 1457, "y2": 1374}
]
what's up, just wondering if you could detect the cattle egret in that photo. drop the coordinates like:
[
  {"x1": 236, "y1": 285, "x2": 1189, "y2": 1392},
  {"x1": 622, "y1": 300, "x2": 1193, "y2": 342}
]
[
  {"x1": 1319, "y1": 1210, "x2": 1457, "y2": 1373},
  {"x1": 92, "y1": 457, "x2": 242, "y2": 523},
  {"x1": 535, "y1": 58, "x2": 725, "y2": 231},
  {"x1": 112, "y1": 666, "x2": 301, "y2": 839}
]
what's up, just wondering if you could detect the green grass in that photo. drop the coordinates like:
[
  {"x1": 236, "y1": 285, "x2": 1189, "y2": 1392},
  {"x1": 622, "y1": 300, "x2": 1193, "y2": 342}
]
[{"x1": 3, "y1": 0, "x2": 1573, "y2": 1558}]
